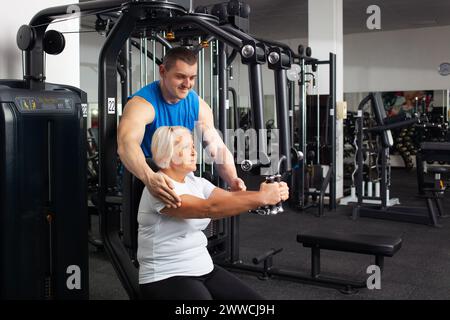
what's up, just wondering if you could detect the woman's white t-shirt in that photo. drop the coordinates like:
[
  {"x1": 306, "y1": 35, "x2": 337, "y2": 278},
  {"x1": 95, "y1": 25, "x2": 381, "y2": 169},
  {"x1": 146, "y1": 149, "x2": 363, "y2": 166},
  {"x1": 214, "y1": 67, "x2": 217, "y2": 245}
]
[{"x1": 137, "y1": 172, "x2": 217, "y2": 284}]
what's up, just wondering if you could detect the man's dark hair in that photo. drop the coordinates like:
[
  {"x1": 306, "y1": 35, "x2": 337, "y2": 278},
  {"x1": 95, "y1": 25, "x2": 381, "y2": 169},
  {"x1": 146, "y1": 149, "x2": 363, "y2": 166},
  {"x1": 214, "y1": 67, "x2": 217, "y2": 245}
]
[{"x1": 162, "y1": 47, "x2": 198, "y2": 70}]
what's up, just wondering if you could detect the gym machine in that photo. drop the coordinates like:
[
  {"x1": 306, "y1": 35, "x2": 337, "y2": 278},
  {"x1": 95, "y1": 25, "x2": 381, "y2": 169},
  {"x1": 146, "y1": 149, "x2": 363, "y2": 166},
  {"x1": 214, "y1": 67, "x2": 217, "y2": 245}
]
[
  {"x1": 212, "y1": 35, "x2": 387, "y2": 294},
  {"x1": 1, "y1": 14, "x2": 90, "y2": 299},
  {"x1": 92, "y1": 0, "x2": 287, "y2": 299},
  {"x1": 286, "y1": 46, "x2": 337, "y2": 216},
  {"x1": 413, "y1": 103, "x2": 450, "y2": 196},
  {"x1": 416, "y1": 142, "x2": 450, "y2": 196},
  {"x1": 5, "y1": 0, "x2": 405, "y2": 298},
  {"x1": 91, "y1": 0, "x2": 362, "y2": 295},
  {"x1": 351, "y1": 93, "x2": 443, "y2": 227}
]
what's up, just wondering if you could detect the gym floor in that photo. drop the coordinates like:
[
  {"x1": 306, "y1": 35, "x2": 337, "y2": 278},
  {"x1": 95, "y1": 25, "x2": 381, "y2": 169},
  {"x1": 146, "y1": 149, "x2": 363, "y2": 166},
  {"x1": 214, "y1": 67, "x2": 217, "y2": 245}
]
[{"x1": 88, "y1": 168, "x2": 450, "y2": 300}]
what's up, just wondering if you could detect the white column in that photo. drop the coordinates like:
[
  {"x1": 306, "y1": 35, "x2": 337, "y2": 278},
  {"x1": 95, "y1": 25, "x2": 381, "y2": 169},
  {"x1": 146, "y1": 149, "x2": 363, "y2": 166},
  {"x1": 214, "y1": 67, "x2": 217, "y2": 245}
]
[{"x1": 308, "y1": 0, "x2": 344, "y2": 199}]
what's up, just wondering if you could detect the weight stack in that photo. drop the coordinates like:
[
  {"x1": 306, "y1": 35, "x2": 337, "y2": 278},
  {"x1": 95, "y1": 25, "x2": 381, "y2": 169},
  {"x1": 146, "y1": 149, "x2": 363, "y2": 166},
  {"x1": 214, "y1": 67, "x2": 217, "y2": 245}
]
[{"x1": 0, "y1": 80, "x2": 89, "y2": 299}]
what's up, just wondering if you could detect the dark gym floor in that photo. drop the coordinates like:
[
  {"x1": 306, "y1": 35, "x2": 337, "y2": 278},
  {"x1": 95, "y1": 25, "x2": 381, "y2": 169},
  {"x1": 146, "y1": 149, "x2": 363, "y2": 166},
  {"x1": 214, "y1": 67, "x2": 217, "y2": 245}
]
[{"x1": 88, "y1": 168, "x2": 450, "y2": 300}]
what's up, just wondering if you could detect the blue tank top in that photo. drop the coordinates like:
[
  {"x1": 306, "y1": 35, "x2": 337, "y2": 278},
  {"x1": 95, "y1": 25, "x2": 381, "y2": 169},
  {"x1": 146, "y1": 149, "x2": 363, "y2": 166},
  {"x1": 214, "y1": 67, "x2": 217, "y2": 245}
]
[{"x1": 130, "y1": 81, "x2": 200, "y2": 158}]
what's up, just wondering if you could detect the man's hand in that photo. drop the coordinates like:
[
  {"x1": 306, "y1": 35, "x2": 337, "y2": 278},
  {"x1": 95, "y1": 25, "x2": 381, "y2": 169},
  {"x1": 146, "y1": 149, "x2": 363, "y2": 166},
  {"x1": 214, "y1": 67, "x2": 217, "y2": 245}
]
[
  {"x1": 229, "y1": 177, "x2": 247, "y2": 191},
  {"x1": 146, "y1": 172, "x2": 181, "y2": 208}
]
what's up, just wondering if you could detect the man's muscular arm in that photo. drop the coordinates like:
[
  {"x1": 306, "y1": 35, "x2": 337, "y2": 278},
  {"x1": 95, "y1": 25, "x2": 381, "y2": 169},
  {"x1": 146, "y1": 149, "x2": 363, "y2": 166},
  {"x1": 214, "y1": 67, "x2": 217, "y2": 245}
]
[
  {"x1": 197, "y1": 98, "x2": 246, "y2": 191},
  {"x1": 117, "y1": 96, "x2": 181, "y2": 207}
]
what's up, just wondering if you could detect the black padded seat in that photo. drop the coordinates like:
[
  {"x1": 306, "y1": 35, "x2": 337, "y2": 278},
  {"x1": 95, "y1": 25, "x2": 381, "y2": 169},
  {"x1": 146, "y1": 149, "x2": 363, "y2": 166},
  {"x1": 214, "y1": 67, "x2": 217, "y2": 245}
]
[{"x1": 297, "y1": 231, "x2": 402, "y2": 257}]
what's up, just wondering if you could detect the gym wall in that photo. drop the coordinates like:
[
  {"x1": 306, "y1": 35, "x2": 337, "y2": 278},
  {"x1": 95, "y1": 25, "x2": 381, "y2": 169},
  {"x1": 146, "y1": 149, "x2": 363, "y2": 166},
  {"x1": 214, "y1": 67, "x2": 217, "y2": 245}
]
[
  {"x1": 0, "y1": 0, "x2": 80, "y2": 87},
  {"x1": 344, "y1": 25, "x2": 450, "y2": 93},
  {"x1": 228, "y1": 26, "x2": 450, "y2": 102}
]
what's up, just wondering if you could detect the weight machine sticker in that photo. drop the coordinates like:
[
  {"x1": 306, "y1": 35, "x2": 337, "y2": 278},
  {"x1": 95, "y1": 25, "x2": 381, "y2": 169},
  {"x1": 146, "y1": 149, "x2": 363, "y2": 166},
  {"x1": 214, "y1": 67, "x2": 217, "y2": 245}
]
[
  {"x1": 108, "y1": 98, "x2": 116, "y2": 114},
  {"x1": 81, "y1": 104, "x2": 88, "y2": 118}
]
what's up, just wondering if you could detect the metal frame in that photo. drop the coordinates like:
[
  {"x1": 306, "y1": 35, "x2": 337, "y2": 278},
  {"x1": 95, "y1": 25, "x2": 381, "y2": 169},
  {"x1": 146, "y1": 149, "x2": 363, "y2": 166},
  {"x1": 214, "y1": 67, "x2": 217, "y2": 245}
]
[
  {"x1": 215, "y1": 43, "x2": 347, "y2": 292},
  {"x1": 352, "y1": 93, "x2": 440, "y2": 227},
  {"x1": 95, "y1": 1, "x2": 289, "y2": 299},
  {"x1": 291, "y1": 53, "x2": 337, "y2": 215},
  {"x1": 20, "y1": 0, "x2": 341, "y2": 299}
]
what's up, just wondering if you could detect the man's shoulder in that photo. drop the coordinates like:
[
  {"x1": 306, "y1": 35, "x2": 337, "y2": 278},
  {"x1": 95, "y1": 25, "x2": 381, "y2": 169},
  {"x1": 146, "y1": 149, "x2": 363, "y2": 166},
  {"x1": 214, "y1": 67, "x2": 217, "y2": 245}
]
[
  {"x1": 126, "y1": 96, "x2": 154, "y2": 113},
  {"x1": 188, "y1": 88, "x2": 199, "y2": 97},
  {"x1": 185, "y1": 89, "x2": 200, "y2": 104},
  {"x1": 128, "y1": 82, "x2": 159, "y2": 106},
  {"x1": 132, "y1": 81, "x2": 159, "y2": 99}
]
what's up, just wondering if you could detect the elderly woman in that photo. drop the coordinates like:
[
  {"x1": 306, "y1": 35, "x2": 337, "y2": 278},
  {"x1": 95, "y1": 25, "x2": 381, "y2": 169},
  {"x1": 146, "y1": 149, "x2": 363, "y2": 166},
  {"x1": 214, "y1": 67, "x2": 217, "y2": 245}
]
[{"x1": 138, "y1": 126, "x2": 289, "y2": 300}]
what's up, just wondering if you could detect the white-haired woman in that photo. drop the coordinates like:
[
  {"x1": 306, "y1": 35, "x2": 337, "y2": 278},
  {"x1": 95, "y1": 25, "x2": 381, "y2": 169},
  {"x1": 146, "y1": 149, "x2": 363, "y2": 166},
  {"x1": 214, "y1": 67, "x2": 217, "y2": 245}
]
[{"x1": 138, "y1": 126, "x2": 289, "y2": 300}]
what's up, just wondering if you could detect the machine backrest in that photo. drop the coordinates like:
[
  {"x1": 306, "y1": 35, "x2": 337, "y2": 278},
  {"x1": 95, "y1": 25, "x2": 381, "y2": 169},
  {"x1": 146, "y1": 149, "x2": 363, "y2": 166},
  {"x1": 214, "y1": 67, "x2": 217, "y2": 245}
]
[
  {"x1": 122, "y1": 159, "x2": 159, "y2": 263},
  {"x1": 122, "y1": 169, "x2": 144, "y2": 262}
]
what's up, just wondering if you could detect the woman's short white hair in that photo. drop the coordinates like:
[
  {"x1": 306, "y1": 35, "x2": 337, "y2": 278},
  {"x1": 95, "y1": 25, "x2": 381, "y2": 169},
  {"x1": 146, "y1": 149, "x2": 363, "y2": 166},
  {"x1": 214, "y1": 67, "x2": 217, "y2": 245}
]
[{"x1": 151, "y1": 126, "x2": 192, "y2": 169}]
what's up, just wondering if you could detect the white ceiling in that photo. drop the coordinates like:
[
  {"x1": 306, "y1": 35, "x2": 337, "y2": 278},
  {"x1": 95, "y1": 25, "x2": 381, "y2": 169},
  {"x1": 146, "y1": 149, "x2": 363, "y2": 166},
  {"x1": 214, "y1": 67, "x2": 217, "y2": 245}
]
[
  {"x1": 78, "y1": 0, "x2": 450, "y2": 40},
  {"x1": 194, "y1": 0, "x2": 450, "y2": 39}
]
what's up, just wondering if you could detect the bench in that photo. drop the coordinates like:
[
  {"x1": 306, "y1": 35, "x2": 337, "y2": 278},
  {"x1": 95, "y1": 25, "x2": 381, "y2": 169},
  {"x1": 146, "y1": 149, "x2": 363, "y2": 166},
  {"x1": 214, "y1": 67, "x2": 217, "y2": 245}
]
[{"x1": 296, "y1": 231, "x2": 402, "y2": 293}]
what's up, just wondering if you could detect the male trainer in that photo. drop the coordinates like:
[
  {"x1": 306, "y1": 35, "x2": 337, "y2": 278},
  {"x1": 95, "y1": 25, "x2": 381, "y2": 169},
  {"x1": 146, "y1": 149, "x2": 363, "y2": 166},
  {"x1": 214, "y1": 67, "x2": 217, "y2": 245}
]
[{"x1": 117, "y1": 47, "x2": 246, "y2": 208}]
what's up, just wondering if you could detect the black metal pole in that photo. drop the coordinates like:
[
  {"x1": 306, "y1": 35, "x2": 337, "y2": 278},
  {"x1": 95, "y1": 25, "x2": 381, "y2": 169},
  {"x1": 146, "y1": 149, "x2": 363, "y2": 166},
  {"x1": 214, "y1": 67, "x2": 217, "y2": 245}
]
[
  {"x1": 219, "y1": 41, "x2": 240, "y2": 263},
  {"x1": 118, "y1": 47, "x2": 128, "y2": 109},
  {"x1": 355, "y1": 94, "x2": 371, "y2": 211},
  {"x1": 381, "y1": 147, "x2": 388, "y2": 208},
  {"x1": 248, "y1": 64, "x2": 265, "y2": 133},
  {"x1": 153, "y1": 33, "x2": 173, "y2": 50},
  {"x1": 221, "y1": 24, "x2": 254, "y2": 42},
  {"x1": 98, "y1": 9, "x2": 139, "y2": 300},
  {"x1": 249, "y1": 63, "x2": 266, "y2": 167},
  {"x1": 24, "y1": 25, "x2": 46, "y2": 90},
  {"x1": 288, "y1": 81, "x2": 295, "y2": 147},
  {"x1": 169, "y1": 16, "x2": 243, "y2": 50},
  {"x1": 24, "y1": 0, "x2": 125, "y2": 90},
  {"x1": 218, "y1": 42, "x2": 228, "y2": 168},
  {"x1": 228, "y1": 87, "x2": 239, "y2": 129},
  {"x1": 274, "y1": 69, "x2": 291, "y2": 172},
  {"x1": 126, "y1": 39, "x2": 133, "y2": 99},
  {"x1": 297, "y1": 64, "x2": 306, "y2": 207},
  {"x1": 357, "y1": 112, "x2": 364, "y2": 207},
  {"x1": 329, "y1": 53, "x2": 337, "y2": 210},
  {"x1": 130, "y1": 40, "x2": 163, "y2": 65}
]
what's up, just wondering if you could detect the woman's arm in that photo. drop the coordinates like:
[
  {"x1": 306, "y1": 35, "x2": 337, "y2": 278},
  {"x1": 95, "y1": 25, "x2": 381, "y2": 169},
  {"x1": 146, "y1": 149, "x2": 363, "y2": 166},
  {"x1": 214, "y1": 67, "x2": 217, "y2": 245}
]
[{"x1": 161, "y1": 183, "x2": 281, "y2": 219}]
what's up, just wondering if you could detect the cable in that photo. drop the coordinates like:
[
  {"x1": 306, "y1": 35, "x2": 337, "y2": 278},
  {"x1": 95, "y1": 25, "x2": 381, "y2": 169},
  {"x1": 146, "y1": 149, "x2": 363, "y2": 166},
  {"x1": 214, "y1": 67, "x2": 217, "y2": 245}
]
[
  {"x1": 61, "y1": 30, "x2": 99, "y2": 34},
  {"x1": 375, "y1": 135, "x2": 380, "y2": 180},
  {"x1": 21, "y1": 50, "x2": 25, "y2": 80},
  {"x1": 30, "y1": 6, "x2": 122, "y2": 29},
  {"x1": 351, "y1": 114, "x2": 359, "y2": 187},
  {"x1": 20, "y1": 7, "x2": 121, "y2": 82}
]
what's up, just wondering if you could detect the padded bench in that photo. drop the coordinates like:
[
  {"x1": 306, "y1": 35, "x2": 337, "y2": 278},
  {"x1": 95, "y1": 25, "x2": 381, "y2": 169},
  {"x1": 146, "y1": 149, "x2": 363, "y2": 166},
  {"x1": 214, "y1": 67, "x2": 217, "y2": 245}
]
[{"x1": 296, "y1": 231, "x2": 402, "y2": 293}]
